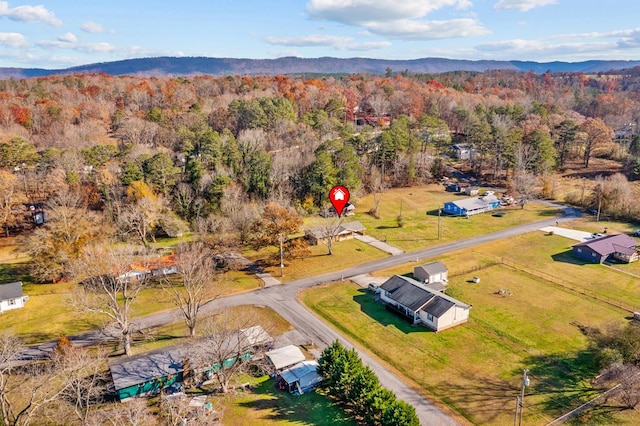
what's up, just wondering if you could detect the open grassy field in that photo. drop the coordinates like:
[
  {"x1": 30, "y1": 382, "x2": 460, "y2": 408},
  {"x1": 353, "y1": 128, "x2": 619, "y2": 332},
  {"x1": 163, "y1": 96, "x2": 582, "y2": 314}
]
[
  {"x1": 341, "y1": 184, "x2": 560, "y2": 252},
  {"x1": 300, "y1": 229, "x2": 640, "y2": 425}
]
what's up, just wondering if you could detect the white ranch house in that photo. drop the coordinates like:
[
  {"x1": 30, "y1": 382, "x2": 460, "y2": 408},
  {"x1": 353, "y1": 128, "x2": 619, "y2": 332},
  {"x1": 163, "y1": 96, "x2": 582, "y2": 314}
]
[
  {"x1": 379, "y1": 275, "x2": 470, "y2": 332},
  {"x1": 0, "y1": 281, "x2": 28, "y2": 313}
]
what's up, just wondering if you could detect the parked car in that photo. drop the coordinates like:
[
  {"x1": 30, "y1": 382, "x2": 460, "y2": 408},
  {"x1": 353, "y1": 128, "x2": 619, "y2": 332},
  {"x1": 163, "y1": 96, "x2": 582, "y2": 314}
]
[{"x1": 633, "y1": 230, "x2": 640, "y2": 237}]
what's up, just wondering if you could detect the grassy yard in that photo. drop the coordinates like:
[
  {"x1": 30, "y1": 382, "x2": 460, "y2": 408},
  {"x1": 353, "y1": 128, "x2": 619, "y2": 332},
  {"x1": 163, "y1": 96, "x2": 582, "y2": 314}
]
[
  {"x1": 300, "y1": 229, "x2": 639, "y2": 425},
  {"x1": 244, "y1": 237, "x2": 389, "y2": 282},
  {"x1": 0, "y1": 234, "x2": 262, "y2": 344},
  {"x1": 345, "y1": 184, "x2": 560, "y2": 252},
  {"x1": 217, "y1": 375, "x2": 356, "y2": 426}
]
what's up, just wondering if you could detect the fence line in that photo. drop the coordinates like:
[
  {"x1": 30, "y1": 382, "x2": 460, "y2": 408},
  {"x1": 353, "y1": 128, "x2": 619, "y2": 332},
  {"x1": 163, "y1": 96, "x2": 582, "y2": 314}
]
[{"x1": 499, "y1": 258, "x2": 639, "y2": 314}]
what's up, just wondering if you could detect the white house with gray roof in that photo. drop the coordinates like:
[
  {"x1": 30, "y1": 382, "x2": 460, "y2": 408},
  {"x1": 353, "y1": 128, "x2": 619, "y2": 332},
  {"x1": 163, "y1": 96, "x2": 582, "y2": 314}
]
[
  {"x1": 379, "y1": 275, "x2": 470, "y2": 332},
  {"x1": 0, "y1": 282, "x2": 28, "y2": 313}
]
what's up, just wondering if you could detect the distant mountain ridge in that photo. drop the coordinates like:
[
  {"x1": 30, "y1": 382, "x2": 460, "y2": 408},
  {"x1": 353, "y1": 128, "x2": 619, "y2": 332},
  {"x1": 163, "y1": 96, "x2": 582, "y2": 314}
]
[{"x1": 2, "y1": 56, "x2": 640, "y2": 79}]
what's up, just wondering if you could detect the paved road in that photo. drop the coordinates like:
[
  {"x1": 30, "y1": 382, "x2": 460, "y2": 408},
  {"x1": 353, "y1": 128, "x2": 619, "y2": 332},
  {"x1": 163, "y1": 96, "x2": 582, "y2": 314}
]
[{"x1": 13, "y1": 203, "x2": 579, "y2": 426}]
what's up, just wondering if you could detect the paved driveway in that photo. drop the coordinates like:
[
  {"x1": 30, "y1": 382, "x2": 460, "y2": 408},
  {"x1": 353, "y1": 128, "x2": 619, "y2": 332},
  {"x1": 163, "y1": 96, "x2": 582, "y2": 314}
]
[{"x1": 539, "y1": 226, "x2": 592, "y2": 242}]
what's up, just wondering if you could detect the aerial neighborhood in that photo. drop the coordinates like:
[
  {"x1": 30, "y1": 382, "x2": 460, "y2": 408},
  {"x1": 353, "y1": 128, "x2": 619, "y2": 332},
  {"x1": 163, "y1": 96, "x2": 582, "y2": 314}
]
[{"x1": 2, "y1": 56, "x2": 640, "y2": 426}]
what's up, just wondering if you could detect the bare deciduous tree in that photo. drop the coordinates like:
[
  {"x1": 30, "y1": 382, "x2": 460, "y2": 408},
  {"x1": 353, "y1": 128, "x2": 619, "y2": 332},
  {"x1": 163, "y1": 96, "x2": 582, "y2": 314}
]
[
  {"x1": 0, "y1": 334, "x2": 94, "y2": 426},
  {"x1": 0, "y1": 171, "x2": 27, "y2": 237},
  {"x1": 308, "y1": 216, "x2": 345, "y2": 255},
  {"x1": 191, "y1": 309, "x2": 271, "y2": 394},
  {"x1": 20, "y1": 189, "x2": 105, "y2": 282},
  {"x1": 70, "y1": 244, "x2": 150, "y2": 356},
  {"x1": 85, "y1": 397, "x2": 156, "y2": 426},
  {"x1": 510, "y1": 142, "x2": 539, "y2": 209},
  {"x1": 162, "y1": 242, "x2": 219, "y2": 337},
  {"x1": 117, "y1": 196, "x2": 163, "y2": 249}
]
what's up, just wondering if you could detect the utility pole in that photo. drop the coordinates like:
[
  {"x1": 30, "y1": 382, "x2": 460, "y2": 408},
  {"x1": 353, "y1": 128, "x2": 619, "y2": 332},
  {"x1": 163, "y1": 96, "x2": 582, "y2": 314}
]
[
  {"x1": 514, "y1": 369, "x2": 530, "y2": 426},
  {"x1": 279, "y1": 233, "x2": 284, "y2": 278},
  {"x1": 438, "y1": 208, "x2": 442, "y2": 240}
]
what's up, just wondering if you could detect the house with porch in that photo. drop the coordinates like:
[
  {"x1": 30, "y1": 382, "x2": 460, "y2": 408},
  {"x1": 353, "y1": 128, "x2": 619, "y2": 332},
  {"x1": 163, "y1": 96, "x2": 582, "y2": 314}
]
[
  {"x1": 572, "y1": 234, "x2": 638, "y2": 264},
  {"x1": 305, "y1": 221, "x2": 366, "y2": 246},
  {"x1": 0, "y1": 281, "x2": 28, "y2": 314},
  {"x1": 379, "y1": 275, "x2": 470, "y2": 332}
]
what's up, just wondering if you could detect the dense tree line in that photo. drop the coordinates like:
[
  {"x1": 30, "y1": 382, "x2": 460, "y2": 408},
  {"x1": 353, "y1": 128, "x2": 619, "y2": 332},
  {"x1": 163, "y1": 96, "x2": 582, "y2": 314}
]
[
  {"x1": 318, "y1": 341, "x2": 419, "y2": 426},
  {"x1": 1, "y1": 70, "x2": 640, "y2": 279}
]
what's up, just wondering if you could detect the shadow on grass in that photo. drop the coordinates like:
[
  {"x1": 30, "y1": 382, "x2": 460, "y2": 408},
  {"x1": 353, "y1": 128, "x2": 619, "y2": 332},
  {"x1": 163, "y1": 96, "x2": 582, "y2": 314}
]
[
  {"x1": 236, "y1": 379, "x2": 355, "y2": 425},
  {"x1": 521, "y1": 349, "x2": 603, "y2": 419},
  {"x1": 352, "y1": 289, "x2": 428, "y2": 334},
  {"x1": 536, "y1": 208, "x2": 564, "y2": 217},
  {"x1": 551, "y1": 251, "x2": 592, "y2": 266},
  {"x1": 428, "y1": 375, "x2": 517, "y2": 425},
  {"x1": 0, "y1": 262, "x2": 33, "y2": 283}
]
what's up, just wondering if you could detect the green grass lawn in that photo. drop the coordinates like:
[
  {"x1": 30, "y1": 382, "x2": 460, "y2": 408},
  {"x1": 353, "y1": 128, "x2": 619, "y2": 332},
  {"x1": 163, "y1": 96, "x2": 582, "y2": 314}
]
[
  {"x1": 244, "y1": 238, "x2": 389, "y2": 282},
  {"x1": 0, "y1": 260, "x2": 262, "y2": 344},
  {"x1": 300, "y1": 228, "x2": 639, "y2": 425},
  {"x1": 347, "y1": 184, "x2": 561, "y2": 252},
  {"x1": 219, "y1": 374, "x2": 356, "y2": 426}
]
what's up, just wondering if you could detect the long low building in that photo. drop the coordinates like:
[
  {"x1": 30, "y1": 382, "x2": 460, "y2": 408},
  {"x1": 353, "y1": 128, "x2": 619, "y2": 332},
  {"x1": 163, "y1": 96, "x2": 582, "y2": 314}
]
[
  {"x1": 443, "y1": 192, "x2": 501, "y2": 216},
  {"x1": 108, "y1": 325, "x2": 272, "y2": 401},
  {"x1": 379, "y1": 275, "x2": 471, "y2": 332}
]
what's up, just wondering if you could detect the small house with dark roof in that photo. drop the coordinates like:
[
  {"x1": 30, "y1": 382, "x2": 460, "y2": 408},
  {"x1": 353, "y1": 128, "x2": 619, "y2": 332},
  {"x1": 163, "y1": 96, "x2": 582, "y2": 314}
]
[
  {"x1": 379, "y1": 275, "x2": 470, "y2": 332},
  {"x1": 278, "y1": 360, "x2": 323, "y2": 395},
  {"x1": 305, "y1": 221, "x2": 366, "y2": 246},
  {"x1": 572, "y1": 234, "x2": 638, "y2": 264},
  {"x1": 0, "y1": 281, "x2": 28, "y2": 313}
]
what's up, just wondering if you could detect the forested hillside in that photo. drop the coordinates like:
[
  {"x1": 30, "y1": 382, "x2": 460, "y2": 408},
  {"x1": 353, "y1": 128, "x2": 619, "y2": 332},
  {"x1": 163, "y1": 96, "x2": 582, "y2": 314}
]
[{"x1": 1, "y1": 68, "x2": 640, "y2": 280}]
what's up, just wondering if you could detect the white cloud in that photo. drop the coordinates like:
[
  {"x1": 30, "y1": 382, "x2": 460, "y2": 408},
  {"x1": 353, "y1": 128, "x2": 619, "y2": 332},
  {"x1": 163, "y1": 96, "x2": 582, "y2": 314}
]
[
  {"x1": 265, "y1": 34, "x2": 390, "y2": 51},
  {"x1": 266, "y1": 34, "x2": 353, "y2": 47},
  {"x1": 57, "y1": 32, "x2": 77, "y2": 43},
  {"x1": 493, "y1": 0, "x2": 557, "y2": 12},
  {"x1": 367, "y1": 18, "x2": 489, "y2": 39},
  {"x1": 0, "y1": 32, "x2": 28, "y2": 48},
  {"x1": 0, "y1": 1, "x2": 62, "y2": 26},
  {"x1": 81, "y1": 21, "x2": 106, "y2": 33},
  {"x1": 305, "y1": 0, "x2": 484, "y2": 41},
  {"x1": 307, "y1": 0, "x2": 472, "y2": 26}
]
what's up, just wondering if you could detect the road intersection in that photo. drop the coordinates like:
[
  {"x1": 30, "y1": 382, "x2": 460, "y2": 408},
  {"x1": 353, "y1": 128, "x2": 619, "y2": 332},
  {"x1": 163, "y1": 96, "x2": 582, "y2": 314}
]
[{"x1": 17, "y1": 203, "x2": 579, "y2": 425}]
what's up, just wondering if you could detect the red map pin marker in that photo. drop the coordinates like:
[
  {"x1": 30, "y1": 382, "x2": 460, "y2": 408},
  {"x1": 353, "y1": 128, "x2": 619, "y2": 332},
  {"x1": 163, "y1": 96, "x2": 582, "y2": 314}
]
[{"x1": 329, "y1": 185, "x2": 350, "y2": 217}]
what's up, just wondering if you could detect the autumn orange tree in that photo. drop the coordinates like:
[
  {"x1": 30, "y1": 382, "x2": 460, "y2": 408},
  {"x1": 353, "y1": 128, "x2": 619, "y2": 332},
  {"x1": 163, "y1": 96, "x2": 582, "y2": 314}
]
[
  {"x1": 251, "y1": 202, "x2": 305, "y2": 274},
  {"x1": 0, "y1": 170, "x2": 27, "y2": 236},
  {"x1": 579, "y1": 117, "x2": 614, "y2": 168}
]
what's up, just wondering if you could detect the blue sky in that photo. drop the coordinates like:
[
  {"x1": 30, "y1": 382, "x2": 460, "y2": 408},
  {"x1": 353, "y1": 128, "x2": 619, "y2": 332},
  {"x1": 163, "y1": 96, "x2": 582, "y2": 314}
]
[{"x1": 1, "y1": 0, "x2": 640, "y2": 69}]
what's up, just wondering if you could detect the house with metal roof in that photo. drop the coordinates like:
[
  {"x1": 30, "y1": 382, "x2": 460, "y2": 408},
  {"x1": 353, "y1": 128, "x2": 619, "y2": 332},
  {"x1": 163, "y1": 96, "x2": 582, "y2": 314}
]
[
  {"x1": 379, "y1": 275, "x2": 470, "y2": 332},
  {"x1": 108, "y1": 325, "x2": 272, "y2": 401},
  {"x1": 278, "y1": 360, "x2": 323, "y2": 395},
  {"x1": 443, "y1": 192, "x2": 501, "y2": 216},
  {"x1": 572, "y1": 234, "x2": 638, "y2": 264},
  {"x1": 265, "y1": 345, "x2": 306, "y2": 371},
  {"x1": 0, "y1": 281, "x2": 28, "y2": 314}
]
